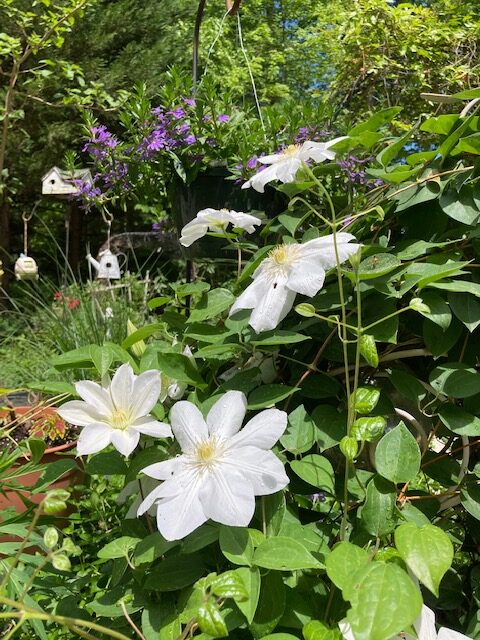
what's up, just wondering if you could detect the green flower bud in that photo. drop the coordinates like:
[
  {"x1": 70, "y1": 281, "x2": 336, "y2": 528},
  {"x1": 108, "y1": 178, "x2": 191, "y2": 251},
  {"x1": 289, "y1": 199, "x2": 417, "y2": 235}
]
[
  {"x1": 52, "y1": 554, "x2": 71, "y2": 572},
  {"x1": 409, "y1": 297, "x2": 431, "y2": 314},
  {"x1": 43, "y1": 527, "x2": 59, "y2": 550},
  {"x1": 340, "y1": 436, "x2": 358, "y2": 461},
  {"x1": 127, "y1": 319, "x2": 146, "y2": 357},
  {"x1": 295, "y1": 303, "x2": 316, "y2": 318}
]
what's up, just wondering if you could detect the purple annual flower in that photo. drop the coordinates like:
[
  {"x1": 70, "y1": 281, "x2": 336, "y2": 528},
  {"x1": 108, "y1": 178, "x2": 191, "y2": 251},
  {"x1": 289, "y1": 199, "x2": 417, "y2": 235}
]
[
  {"x1": 170, "y1": 107, "x2": 186, "y2": 120},
  {"x1": 217, "y1": 114, "x2": 230, "y2": 123}
]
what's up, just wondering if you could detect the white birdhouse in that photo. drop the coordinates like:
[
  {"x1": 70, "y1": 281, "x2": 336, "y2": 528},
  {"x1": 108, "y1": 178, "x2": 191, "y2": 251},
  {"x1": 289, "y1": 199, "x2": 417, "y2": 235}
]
[
  {"x1": 87, "y1": 249, "x2": 123, "y2": 280},
  {"x1": 42, "y1": 166, "x2": 92, "y2": 196},
  {"x1": 15, "y1": 254, "x2": 39, "y2": 280}
]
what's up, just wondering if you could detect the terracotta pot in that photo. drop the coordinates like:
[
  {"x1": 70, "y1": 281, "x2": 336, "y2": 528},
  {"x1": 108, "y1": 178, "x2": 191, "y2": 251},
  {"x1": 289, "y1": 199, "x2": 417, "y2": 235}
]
[{"x1": 0, "y1": 406, "x2": 81, "y2": 515}]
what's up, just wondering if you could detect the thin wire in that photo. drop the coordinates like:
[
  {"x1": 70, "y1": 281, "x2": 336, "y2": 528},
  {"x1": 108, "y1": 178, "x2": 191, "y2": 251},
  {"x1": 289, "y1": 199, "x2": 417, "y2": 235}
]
[
  {"x1": 198, "y1": 11, "x2": 230, "y2": 87},
  {"x1": 236, "y1": 11, "x2": 265, "y2": 134}
]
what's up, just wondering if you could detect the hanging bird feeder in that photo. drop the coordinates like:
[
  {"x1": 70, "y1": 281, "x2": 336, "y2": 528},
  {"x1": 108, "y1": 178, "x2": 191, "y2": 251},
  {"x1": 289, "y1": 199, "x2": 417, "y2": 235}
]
[{"x1": 14, "y1": 211, "x2": 38, "y2": 281}]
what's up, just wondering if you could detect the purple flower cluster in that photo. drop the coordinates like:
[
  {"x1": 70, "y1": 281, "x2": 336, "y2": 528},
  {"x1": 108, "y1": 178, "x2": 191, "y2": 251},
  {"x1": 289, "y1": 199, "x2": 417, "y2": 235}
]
[
  {"x1": 337, "y1": 155, "x2": 383, "y2": 189},
  {"x1": 294, "y1": 126, "x2": 332, "y2": 144},
  {"x1": 82, "y1": 125, "x2": 118, "y2": 160}
]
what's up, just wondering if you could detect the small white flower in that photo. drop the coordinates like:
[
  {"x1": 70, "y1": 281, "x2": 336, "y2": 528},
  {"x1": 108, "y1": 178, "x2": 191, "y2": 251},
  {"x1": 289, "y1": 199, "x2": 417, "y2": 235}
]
[
  {"x1": 230, "y1": 233, "x2": 360, "y2": 333},
  {"x1": 137, "y1": 391, "x2": 289, "y2": 541},
  {"x1": 242, "y1": 137, "x2": 347, "y2": 193},
  {"x1": 159, "y1": 346, "x2": 194, "y2": 402},
  {"x1": 339, "y1": 605, "x2": 472, "y2": 640},
  {"x1": 57, "y1": 363, "x2": 172, "y2": 457},
  {"x1": 180, "y1": 208, "x2": 262, "y2": 247}
]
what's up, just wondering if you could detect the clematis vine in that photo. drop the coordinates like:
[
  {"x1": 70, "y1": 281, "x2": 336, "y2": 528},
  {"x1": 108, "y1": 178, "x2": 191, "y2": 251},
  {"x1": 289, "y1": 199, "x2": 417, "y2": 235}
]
[
  {"x1": 57, "y1": 364, "x2": 172, "y2": 457},
  {"x1": 242, "y1": 137, "x2": 347, "y2": 192},
  {"x1": 339, "y1": 605, "x2": 473, "y2": 640},
  {"x1": 180, "y1": 208, "x2": 261, "y2": 247},
  {"x1": 137, "y1": 391, "x2": 289, "y2": 540},
  {"x1": 230, "y1": 233, "x2": 360, "y2": 333}
]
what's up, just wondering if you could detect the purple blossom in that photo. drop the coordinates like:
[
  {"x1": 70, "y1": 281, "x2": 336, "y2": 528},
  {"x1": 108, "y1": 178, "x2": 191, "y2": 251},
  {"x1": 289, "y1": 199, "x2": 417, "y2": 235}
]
[
  {"x1": 247, "y1": 155, "x2": 258, "y2": 170},
  {"x1": 182, "y1": 97, "x2": 196, "y2": 107},
  {"x1": 185, "y1": 134, "x2": 197, "y2": 145},
  {"x1": 169, "y1": 107, "x2": 186, "y2": 120},
  {"x1": 337, "y1": 155, "x2": 381, "y2": 189},
  {"x1": 217, "y1": 114, "x2": 230, "y2": 123}
]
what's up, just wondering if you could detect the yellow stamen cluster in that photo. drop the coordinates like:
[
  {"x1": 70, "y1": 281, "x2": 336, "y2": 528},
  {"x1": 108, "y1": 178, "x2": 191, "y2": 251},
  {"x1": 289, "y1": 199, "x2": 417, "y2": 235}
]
[{"x1": 110, "y1": 409, "x2": 130, "y2": 431}]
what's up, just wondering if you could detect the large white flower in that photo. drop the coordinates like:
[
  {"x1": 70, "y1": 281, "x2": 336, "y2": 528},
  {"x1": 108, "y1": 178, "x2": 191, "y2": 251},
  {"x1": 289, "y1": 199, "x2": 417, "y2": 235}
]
[
  {"x1": 180, "y1": 208, "x2": 262, "y2": 247},
  {"x1": 137, "y1": 390, "x2": 289, "y2": 541},
  {"x1": 242, "y1": 137, "x2": 347, "y2": 193},
  {"x1": 57, "y1": 363, "x2": 172, "y2": 457},
  {"x1": 230, "y1": 233, "x2": 360, "y2": 333},
  {"x1": 339, "y1": 605, "x2": 472, "y2": 640}
]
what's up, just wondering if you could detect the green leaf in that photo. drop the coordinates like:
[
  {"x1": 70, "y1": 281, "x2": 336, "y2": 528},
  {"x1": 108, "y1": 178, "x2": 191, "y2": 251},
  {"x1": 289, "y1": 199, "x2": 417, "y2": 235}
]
[
  {"x1": 28, "y1": 438, "x2": 46, "y2": 464},
  {"x1": 346, "y1": 563, "x2": 422, "y2": 640},
  {"x1": 290, "y1": 454, "x2": 335, "y2": 494},
  {"x1": 375, "y1": 422, "x2": 421, "y2": 483},
  {"x1": 188, "y1": 288, "x2": 235, "y2": 322},
  {"x1": 452, "y1": 132, "x2": 480, "y2": 155},
  {"x1": 147, "y1": 296, "x2": 170, "y2": 310},
  {"x1": 438, "y1": 404, "x2": 480, "y2": 436},
  {"x1": 439, "y1": 185, "x2": 480, "y2": 226},
  {"x1": 420, "y1": 114, "x2": 459, "y2": 135},
  {"x1": 249, "y1": 570, "x2": 285, "y2": 639},
  {"x1": 89, "y1": 344, "x2": 114, "y2": 377},
  {"x1": 280, "y1": 405, "x2": 317, "y2": 454},
  {"x1": 388, "y1": 369, "x2": 426, "y2": 403},
  {"x1": 351, "y1": 387, "x2": 380, "y2": 415},
  {"x1": 234, "y1": 567, "x2": 261, "y2": 623},
  {"x1": 430, "y1": 362, "x2": 480, "y2": 398},
  {"x1": 349, "y1": 107, "x2": 403, "y2": 135},
  {"x1": 121, "y1": 324, "x2": 164, "y2": 350},
  {"x1": 253, "y1": 536, "x2": 322, "y2": 570},
  {"x1": 145, "y1": 554, "x2": 206, "y2": 591},
  {"x1": 250, "y1": 330, "x2": 310, "y2": 345},
  {"x1": 357, "y1": 254, "x2": 401, "y2": 280},
  {"x1": 172, "y1": 281, "x2": 210, "y2": 298},
  {"x1": 460, "y1": 484, "x2": 480, "y2": 520},
  {"x1": 248, "y1": 384, "x2": 298, "y2": 409},
  {"x1": 351, "y1": 416, "x2": 386, "y2": 442},
  {"x1": 197, "y1": 602, "x2": 228, "y2": 637},
  {"x1": 426, "y1": 280, "x2": 480, "y2": 297},
  {"x1": 34, "y1": 459, "x2": 77, "y2": 492},
  {"x1": 210, "y1": 571, "x2": 248, "y2": 601},
  {"x1": 303, "y1": 621, "x2": 342, "y2": 640},
  {"x1": 376, "y1": 124, "x2": 418, "y2": 167},
  {"x1": 412, "y1": 291, "x2": 451, "y2": 330},
  {"x1": 359, "y1": 334, "x2": 379, "y2": 367},
  {"x1": 326, "y1": 542, "x2": 369, "y2": 591},
  {"x1": 395, "y1": 523, "x2": 453, "y2": 596},
  {"x1": 423, "y1": 317, "x2": 463, "y2": 357},
  {"x1": 98, "y1": 536, "x2": 140, "y2": 559},
  {"x1": 360, "y1": 476, "x2": 397, "y2": 537},
  {"x1": 312, "y1": 405, "x2": 346, "y2": 450},
  {"x1": 448, "y1": 292, "x2": 480, "y2": 332},
  {"x1": 85, "y1": 451, "x2": 128, "y2": 475},
  {"x1": 219, "y1": 526, "x2": 254, "y2": 566},
  {"x1": 157, "y1": 352, "x2": 204, "y2": 386}
]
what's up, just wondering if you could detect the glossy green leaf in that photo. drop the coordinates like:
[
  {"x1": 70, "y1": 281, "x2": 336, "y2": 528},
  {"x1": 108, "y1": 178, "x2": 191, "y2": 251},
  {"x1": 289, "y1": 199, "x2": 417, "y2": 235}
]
[
  {"x1": 219, "y1": 526, "x2": 254, "y2": 566},
  {"x1": 303, "y1": 621, "x2": 342, "y2": 640},
  {"x1": 360, "y1": 476, "x2": 397, "y2": 537},
  {"x1": 351, "y1": 386, "x2": 380, "y2": 415},
  {"x1": 430, "y1": 362, "x2": 480, "y2": 398},
  {"x1": 187, "y1": 288, "x2": 235, "y2": 322},
  {"x1": 375, "y1": 422, "x2": 420, "y2": 483},
  {"x1": 290, "y1": 454, "x2": 335, "y2": 494},
  {"x1": 326, "y1": 542, "x2": 369, "y2": 591},
  {"x1": 395, "y1": 523, "x2": 453, "y2": 596},
  {"x1": 351, "y1": 416, "x2": 386, "y2": 442},
  {"x1": 98, "y1": 536, "x2": 140, "y2": 559},
  {"x1": 448, "y1": 292, "x2": 480, "y2": 332},
  {"x1": 280, "y1": 404, "x2": 317, "y2": 454},
  {"x1": 248, "y1": 384, "x2": 298, "y2": 409},
  {"x1": 234, "y1": 567, "x2": 261, "y2": 623},
  {"x1": 438, "y1": 404, "x2": 480, "y2": 436},
  {"x1": 249, "y1": 570, "x2": 285, "y2": 639},
  {"x1": 211, "y1": 570, "x2": 248, "y2": 601},
  {"x1": 359, "y1": 334, "x2": 379, "y2": 367},
  {"x1": 253, "y1": 536, "x2": 322, "y2": 570},
  {"x1": 346, "y1": 563, "x2": 422, "y2": 640},
  {"x1": 197, "y1": 602, "x2": 228, "y2": 637}
]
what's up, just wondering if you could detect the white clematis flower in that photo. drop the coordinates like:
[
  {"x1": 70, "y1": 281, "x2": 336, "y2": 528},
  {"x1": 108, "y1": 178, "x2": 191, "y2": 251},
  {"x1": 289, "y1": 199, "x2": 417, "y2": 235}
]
[
  {"x1": 57, "y1": 363, "x2": 172, "y2": 457},
  {"x1": 137, "y1": 390, "x2": 289, "y2": 541},
  {"x1": 180, "y1": 208, "x2": 262, "y2": 247},
  {"x1": 230, "y1": 233, "x2": 360, "y2": 333},
  {"x1": 339, "y1": 605, "x2": 472, "y2": 640},
  {"x1": 242, "y1": 137, "x2": 347, "y2": 193}
]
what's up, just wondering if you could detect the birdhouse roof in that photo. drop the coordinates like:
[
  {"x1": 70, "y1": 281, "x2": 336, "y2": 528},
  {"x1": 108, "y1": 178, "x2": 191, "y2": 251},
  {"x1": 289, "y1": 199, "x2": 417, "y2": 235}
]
[{"x1": 42, "y1": 166, "x2": 92, "y2": 195}]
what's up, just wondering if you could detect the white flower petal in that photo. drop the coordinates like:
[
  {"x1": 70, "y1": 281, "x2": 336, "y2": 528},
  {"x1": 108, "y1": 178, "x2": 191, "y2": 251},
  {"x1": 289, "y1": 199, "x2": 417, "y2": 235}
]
[
  {"x1": 130, "y1": 370, "x2": 161, "y2": 419},
  {"x1": 415, "y1": 606, "x2": 441, "y2": 640},
  {"x1": 275, "y1": 157, "x2": 302, "y2": 183},
  {"x1": 57, "y1": 400, "x2": 106, "y2": 426},
  {"x1": 248, "y1": 277, "x2": 297, "y2": 333},
  {"x1": 132, "y1": 416, "x2": 173, "y2": 438},
  {"x1": 75, "y1": 380, "x2": 113, "y2": 415},
  {"x1": 155, "y1": 477, "x2": 207, "y2": 540},
  {"x1": 77, "y1": 423, "x2": 112, "y2": 455},
  {"x1": 180, "y1": 220, "x2": 209, "y2": 247},
  {"x1": 287, "y1": 257, "x2": 326, "y2": 296},
  {"x1": 225, "y1": 447, "x2": 289, "y2": 495},
  {"x1": 227, "y1": 210, "x2": 262, "y2": 231},
  {"x1": 169, "y1": 401, "x2": 208, "y2": 453},
  {"x1": 230, "y1": 408, "x2": 287, "y2": 449},
  {"x1": 141, "y1": 456, "x2": 186, "y2": 480},
  {"x1": 242, "y1": 164, "x2": 281, "y2": 193},
  {"x1": 110, "y1": 428, "x2": 140, "y2": 457},
  {"x1": 200, "y1": 465, "x2": 255, "y2": 526},
  {"x1": 339, "y1": 620, "x2": 356, "y2": 640},
  {"x1": 301, "y1": 234, "x2": 360, "y2": 269},
  {"x1": 110, "y1": 363, "x2": 134, "y2": 410},
  {"x1": 229, "y1": 276, "x2": 270, "y2": 316},
  {"x1": 167, "y1": 381, "x2": 187, "y2": 400},
  {"x1": 137, "y1": 483, "x2": 166, "y2": 516},
  {"x1": 206, "y1": 391, "x2": 247, "y2": 438}
]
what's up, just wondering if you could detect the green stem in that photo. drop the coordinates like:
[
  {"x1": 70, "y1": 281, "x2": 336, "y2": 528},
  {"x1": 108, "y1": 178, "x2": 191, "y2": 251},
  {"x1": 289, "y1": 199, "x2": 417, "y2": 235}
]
[{"x1": 363, "y1": 306, "x2": 410, "y2": 332}]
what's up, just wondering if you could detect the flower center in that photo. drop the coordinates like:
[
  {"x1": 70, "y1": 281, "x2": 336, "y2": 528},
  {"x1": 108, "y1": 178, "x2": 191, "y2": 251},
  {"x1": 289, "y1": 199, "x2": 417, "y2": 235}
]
[
  {"x1": 110, "y1": 409, "x2": 130, "y2": 430},
  {"x1": 268, "y1": 244, "x2": 300, "y2": 266},
  {"x1": 193, "y1": 436, "x2": 223, "y2": 469},
  {"x1": 282, "y1": 144, "x2": 301, "y2": 158}
]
